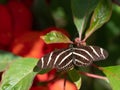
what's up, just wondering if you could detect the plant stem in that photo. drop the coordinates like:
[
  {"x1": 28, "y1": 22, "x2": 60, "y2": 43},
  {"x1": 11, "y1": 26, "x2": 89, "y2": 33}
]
[{"x1": 79, "y1": 71, "x2": 109, "y2": 82}]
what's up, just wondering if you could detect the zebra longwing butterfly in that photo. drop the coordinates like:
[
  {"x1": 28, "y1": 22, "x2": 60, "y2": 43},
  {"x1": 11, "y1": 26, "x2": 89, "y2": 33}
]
[{"x1": 37, "y1": 45, "x2": 108, "y2": 71}]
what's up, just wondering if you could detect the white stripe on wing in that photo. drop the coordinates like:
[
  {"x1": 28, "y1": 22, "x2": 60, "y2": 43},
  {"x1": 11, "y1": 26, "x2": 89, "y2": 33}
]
[
  {"x1": 47, "y1": 52, "x2": 53, "y2": 66},
  {"x1": 58, "y1": 52, "x2": 72, "y2": 65},
  {"x1": 54, "y1": 49, "x2": 71, "y2": 65},
  {"x1": 73, "y1": 52, "x2": 89, "y2": 61},
  {"x1": 100, "y1": 48, "x2": 105, "y2": 59},
  {"x1": 41, "y1": 57, "x2": 44, "y2": 68},
  {"x1": 74, "y1": 48, "x2": 94, "y2": 60},
  {"x1": 89, "y1": 46, "x2": 100, "y2": 57}
]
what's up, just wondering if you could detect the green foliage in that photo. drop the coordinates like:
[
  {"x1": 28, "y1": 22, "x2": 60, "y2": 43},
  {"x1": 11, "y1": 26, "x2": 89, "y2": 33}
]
[
  {"x1": 0, "y1": 0, "x2": 120, "y2": 90},
  {"x1": 84, "y1": 0, "x2": 112, "y2": 41},
  {"x1": 103, "y1": 65, "x2": 120, "y2": 90},
  {"x1": 0, "y1": 50, "x2": 21, "y2": 72},
  {"x1": 41, "y1": 31, "x2": 71, "y2": 44},
  {"x1": 68, "y1": 69, "x2": 82, "y2": 89},
  {"x1": 71, "y1": 0, "x2": 99, "y2": 39},
  {"x1": 0, "y1": 58, "x2": 38, "y2": 90}
]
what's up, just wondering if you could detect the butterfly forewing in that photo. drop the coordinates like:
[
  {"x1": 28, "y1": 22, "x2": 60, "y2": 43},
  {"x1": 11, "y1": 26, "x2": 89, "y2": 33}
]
[
  {"x1": 37, "y1": 52, "x2": 54, "y2": 70},
  {"x1": 37, "y1": 48, "x2": 73, "y2": 71}
]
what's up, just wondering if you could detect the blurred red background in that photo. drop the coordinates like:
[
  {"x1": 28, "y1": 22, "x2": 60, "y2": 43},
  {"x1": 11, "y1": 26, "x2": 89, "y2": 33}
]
[{"x1": 0, "y1": 0, "x2": 77, "y2": 90}]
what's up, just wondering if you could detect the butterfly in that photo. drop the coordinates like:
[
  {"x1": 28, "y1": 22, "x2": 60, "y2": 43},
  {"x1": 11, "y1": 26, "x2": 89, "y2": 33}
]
[{"x1": 37, "y1": 44, "x2": 108, "y2": 72}]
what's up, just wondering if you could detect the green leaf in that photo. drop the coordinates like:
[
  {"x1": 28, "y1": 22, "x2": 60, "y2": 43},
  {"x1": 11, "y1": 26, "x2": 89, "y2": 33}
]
[
  {"x1": 103, "y1": 65, "x2": 120, "y2": 90},
  {"x1": 0, "y1": 50, "x2": 21, "y2": 72},
  {"x1": 40, "y1": 31, "x2": 71, "y2": 44},
  {"x1": 71, "y1": 0, "x2": 99, "y2": 39},
  {"x1": 0, "y1": 58, "x2": 38, "y2": 90},
  {"x1": 84, "y1": 0, "x2": 112, "y2": 41},
  {"x1": 68, "y1": 69, "x2": 82, "y2": 90}
]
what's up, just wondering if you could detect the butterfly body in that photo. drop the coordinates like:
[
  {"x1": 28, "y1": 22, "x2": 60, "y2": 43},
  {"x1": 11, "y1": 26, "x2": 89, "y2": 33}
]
[{"x1": 37, "y1": 45, "x2": 108, "y2": 71}]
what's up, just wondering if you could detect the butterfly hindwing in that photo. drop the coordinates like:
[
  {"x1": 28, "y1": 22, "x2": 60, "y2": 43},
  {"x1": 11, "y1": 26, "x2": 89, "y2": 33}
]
[
  {"x1": 73, "y1": 46, "x2": 92, "y2": 67},
  {"x1": 37, "y1": 48, "x2": 74, "y2": 71}
]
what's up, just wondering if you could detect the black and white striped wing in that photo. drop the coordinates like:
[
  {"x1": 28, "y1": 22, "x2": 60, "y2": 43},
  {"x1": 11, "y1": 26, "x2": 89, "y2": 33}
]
[
  {"x1": 37, "y1": 48, "x2": 74, "y2": 71},
  {"x1": 37, "y1": 45, "x2": 108, "y2": 72},
  {"x1": 73, "y1": 45, "x2": 108, "y2": 67}
]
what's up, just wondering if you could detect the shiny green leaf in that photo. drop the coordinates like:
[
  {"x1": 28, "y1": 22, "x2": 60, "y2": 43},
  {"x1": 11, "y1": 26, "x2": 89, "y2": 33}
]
[
  {"x1": 0, "y1": 58, "x2": 38, "y2": 90},
  {"x1": 41, "y1": 31, "x2": 71, "y2": 44},
  {"x1": 84, "y1": 0, "x2": 112, "y2": 41},
  {"x1": 103, "y1": 65, "x2": 120, "y2": 90},
  {"x1": 0, "y1": 50, "x2": 21, "y2": 72},
  {"x1": 68, "y1": 69, "x2": 82, "y2": 90},
  {"x1": 71, "y1": 0, "x2": 99, "y2": 39}
]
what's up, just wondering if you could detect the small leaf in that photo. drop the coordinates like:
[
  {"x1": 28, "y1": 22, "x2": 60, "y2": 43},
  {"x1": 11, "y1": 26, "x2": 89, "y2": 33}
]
[
  {"x1": 71, "y1": 0, "x2": 99, "y2": 39},
  {"x1": 40, "y1": 31, "x2": 71, "y2": 44},
  {"x1": 103, "y1": 65, "x2": 120, "y2": 90},
  {"x1": 0, "y1": 58, "x2": 38, "y2": 90},
  {"x1": 84, "y1": 0, "x2": 112, "y2": 41},
  {"x1": 0, "y1": 50, "x2": 21, "y2": 72},
  {"x1": 68, "y1": 69, "x2": 82, "y2": 90}
]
